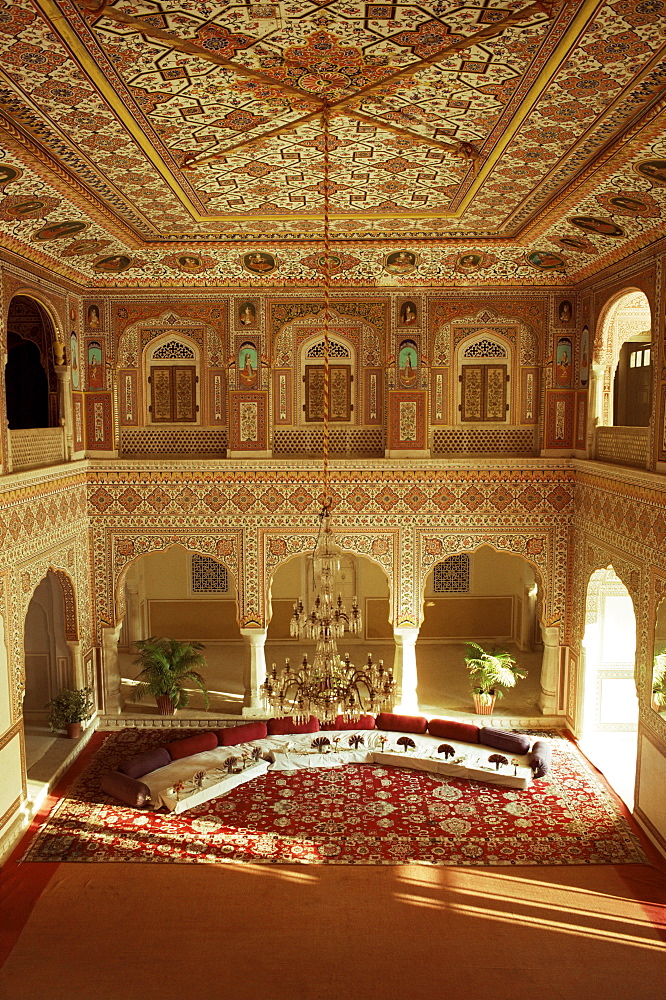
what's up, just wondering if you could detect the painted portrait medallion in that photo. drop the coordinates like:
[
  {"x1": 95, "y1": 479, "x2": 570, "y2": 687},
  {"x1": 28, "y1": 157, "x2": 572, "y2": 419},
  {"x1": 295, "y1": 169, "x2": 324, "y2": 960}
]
[
  {"x1": 568, "y1": 216, "x2": 625, "y2": 237},
  {"x1": 93, "y1": 254, "x2": 133, "y2": 273},
  {"x1": 0, "y1": 163, "x2": 22, "y2": 187},
  {"x1": 242, "y1": 251, "x2": 277, "y2": 275},
  {"x1": 634, "y1": 159, "x2": 666, "y2": 186},
  {"x1": 238, "y1": 300, "x2": 257, "y2": 328},
  {"x1": 33, "y1": 220, "x2": 89, "y2": 241},
  {"x1": 384, "y1": 251, "x2": 417, "y2": 274},
  {"x1": 526, "y1": 249, "x2": 566, "y2": 270},
  {"x1": 399, "y1": 300, "x2": 418, "y2": 326}
]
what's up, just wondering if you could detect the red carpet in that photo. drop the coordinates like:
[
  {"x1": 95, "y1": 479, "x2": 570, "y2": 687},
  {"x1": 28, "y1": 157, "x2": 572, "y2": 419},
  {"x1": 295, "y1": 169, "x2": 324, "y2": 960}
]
[{"x1": 21, "y1": 729, "x2": 647, "y2": 866}]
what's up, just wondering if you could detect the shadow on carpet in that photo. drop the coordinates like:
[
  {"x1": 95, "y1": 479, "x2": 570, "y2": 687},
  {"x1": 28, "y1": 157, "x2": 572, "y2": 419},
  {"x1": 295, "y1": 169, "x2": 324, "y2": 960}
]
[{"x1": 22, "y1": 728, "x2": 647, "y2": 866}]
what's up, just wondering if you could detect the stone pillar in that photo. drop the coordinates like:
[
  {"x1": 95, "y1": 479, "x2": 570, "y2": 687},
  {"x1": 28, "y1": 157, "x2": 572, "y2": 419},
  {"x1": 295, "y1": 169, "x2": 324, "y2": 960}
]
[
  {"x1": 102, "y1": 622, "x2": 124, "y2": 715},
  {"x1": 240, "y1": 627, "x2": 268, "y2": 716},
  {"x1": 538, "y1": 624, "x2": 560, "y2": 716},
  {"x1": 53, "y1": 364, "x2": 73, "y2": 460},
  {"x1": 393, "y1": 625, "x2": 420, "y2": 714},
  {"x1": 125, "y1": 581, "x2": 141, "y2": 647},
  {"x1": 67, "y1": 640, "x2": 85, "y2": 689}
]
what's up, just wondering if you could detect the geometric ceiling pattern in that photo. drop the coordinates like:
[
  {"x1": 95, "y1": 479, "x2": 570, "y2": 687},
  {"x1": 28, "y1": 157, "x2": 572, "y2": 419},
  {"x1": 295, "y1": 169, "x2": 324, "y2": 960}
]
[{"x1": 0, "y1": 0, "x2": 665, "y2": 286}]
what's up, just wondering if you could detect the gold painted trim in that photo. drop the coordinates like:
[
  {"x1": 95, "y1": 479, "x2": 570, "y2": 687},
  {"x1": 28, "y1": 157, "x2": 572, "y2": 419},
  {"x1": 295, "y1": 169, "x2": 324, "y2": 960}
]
[
  {"x1": 0, "y1": 719, "x2": 22, "y2": 752},
  {"x1": 0, "y1": 796, "x2": 21, "y2": 833}
]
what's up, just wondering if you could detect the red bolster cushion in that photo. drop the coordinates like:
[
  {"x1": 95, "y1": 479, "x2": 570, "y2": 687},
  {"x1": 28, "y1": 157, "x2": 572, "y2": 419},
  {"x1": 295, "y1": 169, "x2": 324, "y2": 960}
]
[
  {"x1": 267, "y1": 716, "x2": 320, "y2": 735},
  {"x1": 101, "y1": 770, "x2": 151, "y2": 808},
  {"x1": 219, "y1": 722, "x2": 268, "y2": 746},
  {"x1": 119, "y1": 747, "x2": 171, "y2": 779},
  {"x1": 375, "y1": 712, "x2": 428, "y2": 734},
  {"x1": 479, "y1": 728, "x2": 531, "y2": 755},
  {"x1": 427, "y1": 719, "x2": 480, "y2": 744},
  {"x1": 322, "y1": 714, "x2": 376, "y2": 731},
  {"x1": 165, "y1": 731, "x2": 219, "y2": 760}
]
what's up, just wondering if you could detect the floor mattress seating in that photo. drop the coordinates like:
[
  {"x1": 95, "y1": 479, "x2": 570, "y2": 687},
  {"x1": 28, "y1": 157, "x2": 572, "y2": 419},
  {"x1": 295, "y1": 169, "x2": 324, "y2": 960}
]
[{"x1": 100, "y1": 714, "x2": 552, "y2": 811}]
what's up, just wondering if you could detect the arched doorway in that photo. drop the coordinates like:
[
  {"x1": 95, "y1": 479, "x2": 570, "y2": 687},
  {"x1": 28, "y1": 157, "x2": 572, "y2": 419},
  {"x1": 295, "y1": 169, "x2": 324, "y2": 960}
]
[
  {"x1": 23, "y1": 571, "x2": 71, "y2": 724},
  {"x1": 579, "y1": 566, "x2": 638, "y2": 808},
  {"x1": 592, "y1": 290, "x2": 652, "y2": 466},
  {"x1": 417, "y1": 545, "x2": 543, "y2": 715},
  {"x1": 5, "y1": 295, "x2": 59, "y2": 430},
  {"x1": 118, "y1": 546, "x2": 241, "y2": 714},
  {"x1": 267, "y1": 549, "x2": 393, "y2": 690}
]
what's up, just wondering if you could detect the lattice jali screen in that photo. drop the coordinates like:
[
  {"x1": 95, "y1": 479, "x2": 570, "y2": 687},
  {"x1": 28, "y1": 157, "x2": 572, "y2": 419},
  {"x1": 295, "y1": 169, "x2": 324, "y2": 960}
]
[
  {"x1": 305, "y1": 340, "x2": 350, "y2": 359},
  {"x1": 120, "y1": 427, "x2": 227, "y2": 456},
  {"x1": 433, "y1": 554, "x2": 470, "y2": 593},
  {"x1": 273, "y1": 427, "x2": 383, "y2": 456},
  {"x1": 191, "y1": 553, "x2": 229, "y2": 593},
  {"x1": 463, "y1": 339, "x2": 507, "y2": 358},
  {"x1": 595, "y1": 426, "x2": 648, "y2": 469},
  {"x1": 10, "y1": 427, "x2": 65, "y2": 469},
  {"x1": 152, "y1": 340, "x2": 195, "y2": 359},
  {"x1": 432, "y1": 428, "x2": 536, "y2": 456}
]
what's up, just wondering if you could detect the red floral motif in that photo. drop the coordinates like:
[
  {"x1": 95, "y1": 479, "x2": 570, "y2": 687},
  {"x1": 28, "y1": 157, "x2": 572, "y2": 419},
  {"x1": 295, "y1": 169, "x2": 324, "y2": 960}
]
[
  {"x1": 582, "y1": 28, "x2": 650, "y2": 62},
  {"x1": 374, "y1": 486, "x2": 400, "y2": 511},
  {"x1": 424, "y1": 538, "x2": 443, "y2": 556},
  {"x1": 526, "y1": 537, "x2": 543, "y2": 555},
  {"x1": 287, "y1": 487, "x2": 315, "y2": 512},
  {"x1": 379, "y1": 157, "x2": 412, "y2": 174},
  {"x1": 215, "y1": 109, "x2": 270, "y2": 132},
  {"x1": 403, "y1": 486, "x2": 427, "y2": 510},
  {"x1": 1, "y1": 41, "x2": 66, "y2": 74},
  {"x1": 195, "y1": 24, "x2": 256, "y2": 60},
  {"x1": 555, "y1": 70, "x2": 618, "y2": 101},
  {"x1": 31, "y1": 78, "x2": 92, "y2": 108},
  {"x1": 611, "y1": 0, "x2": 666, "y2": 27},
  {"x1": 300, "y1": 251, "x2": 360, "y2": 276},
  {"x1": 0, "y1": 6, "x2": 35, "y2": 34},
  {"x1": 460, "y1": 486, "x2": 485, "y2": 510},
  {"x1": 268, "y1": 538, "x2": 288, "y2": 557},
  {"x1": 268, "y1": 30, "x2": 398, "y2": 97},
  {"x1": 388, "y1": 19, "x2": 463, "y2": 58}
]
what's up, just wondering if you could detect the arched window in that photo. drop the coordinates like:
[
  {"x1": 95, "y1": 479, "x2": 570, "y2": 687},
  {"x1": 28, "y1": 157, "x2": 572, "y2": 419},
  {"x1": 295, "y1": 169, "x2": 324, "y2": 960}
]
[
  {"x1": 457, "y1": 334, "x2": 511, "y2": 423},
  {"x1": 301, "y1": 337, "x2": 354, "y2": 424},
  {"x1": 146, "y1": 337, "x2": 200, "y2": 424}
]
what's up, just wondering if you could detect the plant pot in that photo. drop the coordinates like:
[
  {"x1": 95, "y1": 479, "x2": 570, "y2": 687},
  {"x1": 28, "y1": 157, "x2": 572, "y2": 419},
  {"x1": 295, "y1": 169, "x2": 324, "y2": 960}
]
[
  {"x1": 66, "y1": 722, "x2": 81, "y2": 739},
  {"x1": 473, "y1": 692, "x2": 496, "y2": 716},
  {"x1": 156, "y1": 695, "x2": 175, "y2": 716}
]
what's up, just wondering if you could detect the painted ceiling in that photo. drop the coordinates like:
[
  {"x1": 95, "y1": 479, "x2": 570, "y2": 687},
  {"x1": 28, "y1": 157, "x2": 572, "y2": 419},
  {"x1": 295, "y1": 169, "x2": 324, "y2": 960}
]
[{"x1": 0, "y1": 0, "x2": 665, "y2": 287}]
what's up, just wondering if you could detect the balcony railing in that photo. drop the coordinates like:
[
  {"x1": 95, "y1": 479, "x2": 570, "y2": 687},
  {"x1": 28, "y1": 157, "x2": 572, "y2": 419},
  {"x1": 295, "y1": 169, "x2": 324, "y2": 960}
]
[
  {"x1": 9, "y1": 427, "x2": 65, "y2": 470},
  {"x1": 595, "y1": 426, "x2": 649, "y2": 469}
]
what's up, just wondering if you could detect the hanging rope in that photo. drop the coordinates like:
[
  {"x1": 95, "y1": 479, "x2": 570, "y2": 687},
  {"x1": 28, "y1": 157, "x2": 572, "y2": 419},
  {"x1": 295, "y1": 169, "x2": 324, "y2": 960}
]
[{"x1": 321, "y1": 102, "x2": 332, "y2": 515}]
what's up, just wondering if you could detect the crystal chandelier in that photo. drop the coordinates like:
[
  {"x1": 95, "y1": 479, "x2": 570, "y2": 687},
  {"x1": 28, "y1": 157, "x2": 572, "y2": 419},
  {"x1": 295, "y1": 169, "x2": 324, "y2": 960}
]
[{"x1": 261, "y1": 105, "x2": 395, "y2": 725}]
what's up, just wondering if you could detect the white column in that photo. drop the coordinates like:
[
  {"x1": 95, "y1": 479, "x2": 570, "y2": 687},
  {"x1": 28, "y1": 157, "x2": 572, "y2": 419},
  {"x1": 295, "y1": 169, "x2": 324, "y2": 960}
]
[
  {"x1": 393, "y1": 626, "x2": 420, "y2": 714},
  {"x1": 241, "y1": 627, "x2": 268, "y2": 716},
  {"x1": 538, "y1": 624, "x2": 560, "y2": 716},
  {"x1": 102, "y1": 622, "x2": 124, "y2": 715},
  {"x1": 67, "y1": 640, "x2": 84, "y2": 689},
  {"x1": 53, "y1": 363, "x2": 73, "y2": 460}
]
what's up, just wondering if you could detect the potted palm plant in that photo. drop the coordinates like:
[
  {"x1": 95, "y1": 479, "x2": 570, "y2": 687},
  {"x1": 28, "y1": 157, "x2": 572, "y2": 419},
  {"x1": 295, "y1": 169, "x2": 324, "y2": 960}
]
[
  {"x1": 464, "y1": 642, "x2": 527, "y2": 715},
  {"x1": 132, "y1": 636, "x2": 210, "y2": 715},
  {"x1": 45, "y1": 686, "x2": 94, "y2": 738},
  {"x1": 652, "y1": 653, "x2": 666, "y2": 712}
]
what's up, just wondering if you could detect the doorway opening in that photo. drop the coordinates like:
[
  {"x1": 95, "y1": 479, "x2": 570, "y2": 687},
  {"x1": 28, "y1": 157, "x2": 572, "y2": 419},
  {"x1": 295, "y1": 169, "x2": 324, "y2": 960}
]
[{"x1": 579, "y1": 566, "x2": 638, "y2": 809}]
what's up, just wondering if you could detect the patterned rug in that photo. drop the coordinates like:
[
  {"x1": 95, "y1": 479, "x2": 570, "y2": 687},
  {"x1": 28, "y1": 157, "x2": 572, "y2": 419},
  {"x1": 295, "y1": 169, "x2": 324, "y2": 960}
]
[{"x1": 22, "y1": 729, "x2": 647, "y2": 866}]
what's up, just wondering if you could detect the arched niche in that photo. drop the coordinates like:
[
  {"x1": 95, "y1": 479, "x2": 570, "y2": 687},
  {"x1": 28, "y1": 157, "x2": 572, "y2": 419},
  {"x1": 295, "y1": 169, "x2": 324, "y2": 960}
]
[
  {"x1": 265, "y1": 548, "x2": 394, "y2": 675},
  {"x1": 416, "y1": 545, "x2": 542, "y2": 715},
  {"x1": 117, "y1": 544, "x2": 243, "y2": 715}
]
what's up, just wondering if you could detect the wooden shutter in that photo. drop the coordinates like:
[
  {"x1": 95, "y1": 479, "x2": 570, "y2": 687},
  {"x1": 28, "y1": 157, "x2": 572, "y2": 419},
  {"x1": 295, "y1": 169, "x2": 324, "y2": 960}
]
[
  {"x1": 150, "y1": 365, "x2": 196, "y2": 422},
  {"x1": 461, "y1": 364, "x2": 507, "y2": 422}
]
